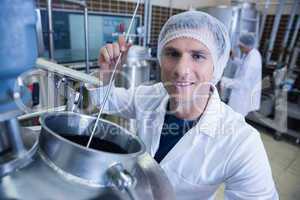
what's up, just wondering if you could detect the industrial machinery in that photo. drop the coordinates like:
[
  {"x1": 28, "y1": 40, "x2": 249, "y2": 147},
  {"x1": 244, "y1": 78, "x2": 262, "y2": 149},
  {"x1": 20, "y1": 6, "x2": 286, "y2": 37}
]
[
  {"x1": 247, "y1": 0, "x2": 300, "y2": 143},
  {"x1": 199, "y1": 2, "x2": 260, "y2": 102},
  {"x1": 247, "y1": 42, "x2": 300, "y2": 143},
  {"x1": 0, "y1": 1, "x2": 175, "y2": 199},
  {"x1": 200, "y1": 2, "x2": 260, "y2": 49},
  {"x1": 201, "y1": 1, "x2": 300, "y2": 142},
  {"x1": 118, "y1": 45, "x2": 151, "y2": 89},
  {"x1": 1, "y1": 112, "x2": 175, "y2": 199},
  {"x1": 0, "y1": 0, "x2": 39, "y2": 177}
]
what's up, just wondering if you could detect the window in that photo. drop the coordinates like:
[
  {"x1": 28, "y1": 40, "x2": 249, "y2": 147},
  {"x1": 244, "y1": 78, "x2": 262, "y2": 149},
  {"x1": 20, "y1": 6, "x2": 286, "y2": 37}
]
[{"x1": 41, "y1": 9, "x2": 140, "y2": 63}]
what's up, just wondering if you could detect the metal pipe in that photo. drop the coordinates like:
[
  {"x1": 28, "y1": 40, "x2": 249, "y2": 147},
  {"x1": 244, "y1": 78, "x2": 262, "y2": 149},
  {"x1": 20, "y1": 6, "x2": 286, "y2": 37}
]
[
  {"x1": 278, "y1": 0, "x2": 299, "y2": 63},
  {"x1": 168, "y1": 0, "x2": 173, "y2": 18},
  {"x1": 288, "y1": 41, "x2": 299, "y2": 75},
  {"x1": 84, "y1": 5, "x2": 89, "y2": 74},
  {"x1": 47, "y1": 0, "x2": 59, "y2": 108},
  {"x1": 5, "y1": 118, "x2": 25, "y2": 156},
  {"x1": 147, "y1": 1, "x2": 152, "y2": 45},
  {"x1": 266, "y1": 0, "x2": 285, "y2": 64},
  {"x1": 143, "y1": 0, "x2": 151, "y2": 47},
  {"x1": 63, "y1": 0, "x2": 89, "y2": 111},
  {"x1": 285, "y1": 16, "x2": 300, "y2": 64},
  {"x1": 17, "y1": 106, "x2": 66, "y2": 120},
  {"x1": 36, "y1": 58, "x2": 102, "y2": 86},
  {"x1": 47, "y1": 0, "x2": 54, "y2": 60},
  {"x1": 0, "y1": 125, "x2": 9, "y2": 154},
  {"x1": 259, "y1": 0, "x2": 270, "y2": 42},
  {"x1": 255, "y1": 12, "x2": 260, "y2": 48},
  {"x1": 143, "y1": 0, "x2": 148, "y2": 47}
]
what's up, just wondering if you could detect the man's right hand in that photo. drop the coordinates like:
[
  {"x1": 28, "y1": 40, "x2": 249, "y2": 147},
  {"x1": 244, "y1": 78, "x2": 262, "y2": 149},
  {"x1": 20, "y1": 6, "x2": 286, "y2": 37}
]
[{"x1": 98, "y1": 35, "x2": 131, "y2": 85}]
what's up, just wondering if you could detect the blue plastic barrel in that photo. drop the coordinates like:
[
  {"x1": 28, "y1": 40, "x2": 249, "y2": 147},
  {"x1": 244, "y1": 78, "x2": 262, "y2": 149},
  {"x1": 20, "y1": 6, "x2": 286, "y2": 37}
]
[{"x1": 0, "y1": 0, "x2": 37, "y2": 112}]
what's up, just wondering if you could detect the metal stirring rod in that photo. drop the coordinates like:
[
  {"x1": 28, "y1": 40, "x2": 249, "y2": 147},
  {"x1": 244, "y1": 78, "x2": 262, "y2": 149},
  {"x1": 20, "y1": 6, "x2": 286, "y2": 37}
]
[{"x1": 86, "y1": 0, "x2": 140, "y2": 148}]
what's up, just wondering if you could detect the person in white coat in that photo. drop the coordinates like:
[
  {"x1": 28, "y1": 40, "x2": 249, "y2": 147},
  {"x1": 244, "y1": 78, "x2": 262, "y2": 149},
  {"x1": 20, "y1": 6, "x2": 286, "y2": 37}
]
[
  {"x1": 221, "y1": 34, "x2": 262, "y2": 117},
  {"x1": 87, "y1": 11, "x2": 278, "y2": 200}
]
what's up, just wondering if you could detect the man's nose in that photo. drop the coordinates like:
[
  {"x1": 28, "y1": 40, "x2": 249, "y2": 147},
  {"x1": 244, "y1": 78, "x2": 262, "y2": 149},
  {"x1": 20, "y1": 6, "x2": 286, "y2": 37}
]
[{"x1": 174, "y1": 54, "x2": 191, "y2": 78}]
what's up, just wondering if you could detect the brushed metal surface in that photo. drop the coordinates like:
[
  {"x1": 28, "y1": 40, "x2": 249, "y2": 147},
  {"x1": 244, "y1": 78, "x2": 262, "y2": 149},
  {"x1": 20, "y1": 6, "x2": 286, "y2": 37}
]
[{"x1": 0, "y1": 113, "x2": 175, "y2": 200}]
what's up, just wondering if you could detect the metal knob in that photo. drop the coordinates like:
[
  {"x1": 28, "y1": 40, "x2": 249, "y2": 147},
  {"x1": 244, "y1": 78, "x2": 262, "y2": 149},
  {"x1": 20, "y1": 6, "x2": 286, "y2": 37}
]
[{"x1": 107, "y1": 163, "x2": 138, "y2": 200}]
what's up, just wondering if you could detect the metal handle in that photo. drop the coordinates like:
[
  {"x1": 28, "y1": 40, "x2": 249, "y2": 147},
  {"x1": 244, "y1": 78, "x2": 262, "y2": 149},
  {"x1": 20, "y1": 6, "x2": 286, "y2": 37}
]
[{"x1": 107, "y1": 163, "x2": 138, "y2": 200}]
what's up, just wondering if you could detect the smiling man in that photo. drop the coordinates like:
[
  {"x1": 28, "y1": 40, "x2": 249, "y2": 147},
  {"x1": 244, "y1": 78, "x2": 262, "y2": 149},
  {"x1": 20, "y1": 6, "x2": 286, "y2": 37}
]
[
  {"x1": 160, "y1": 38, "x2": 213, "y2": 119},
  {"x1": 88, "y1": 11, "x2": 278, "y2": 200}
]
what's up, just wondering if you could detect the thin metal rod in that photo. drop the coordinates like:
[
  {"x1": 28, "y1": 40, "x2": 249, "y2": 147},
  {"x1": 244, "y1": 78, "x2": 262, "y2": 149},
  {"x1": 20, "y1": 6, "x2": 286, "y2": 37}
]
[{"x1": 86, "y1": 0, "x2": 141, "y2": 148}]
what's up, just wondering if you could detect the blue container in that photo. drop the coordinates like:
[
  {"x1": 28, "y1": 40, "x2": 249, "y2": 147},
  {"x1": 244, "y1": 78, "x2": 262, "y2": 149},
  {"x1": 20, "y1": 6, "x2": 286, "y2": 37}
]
[{"x1": 0, "y1": 0, "x2": 37, "y2": 112}]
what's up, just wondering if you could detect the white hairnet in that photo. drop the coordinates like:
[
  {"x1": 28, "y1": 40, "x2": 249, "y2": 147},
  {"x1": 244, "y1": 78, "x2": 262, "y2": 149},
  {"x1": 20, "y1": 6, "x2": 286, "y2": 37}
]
[
  {"x1": 157, "y1": 11, "x2": 231, "y2": 84},
  {"x1": 239, "y1": 33, "x2": 255, "y2": 49}
]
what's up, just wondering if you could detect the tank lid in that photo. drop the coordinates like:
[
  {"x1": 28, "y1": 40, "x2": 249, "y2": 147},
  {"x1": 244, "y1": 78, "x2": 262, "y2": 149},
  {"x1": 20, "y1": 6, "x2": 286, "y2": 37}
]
[{"x1": 127, "y1": 45, "x2": 149, "y2": 60}]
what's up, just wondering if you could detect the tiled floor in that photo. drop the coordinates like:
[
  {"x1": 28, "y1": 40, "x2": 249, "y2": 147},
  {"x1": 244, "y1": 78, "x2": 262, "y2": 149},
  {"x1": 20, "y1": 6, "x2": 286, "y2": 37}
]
[{"x1": 215, "y1": 125, "x2": 300, "y2": 200}]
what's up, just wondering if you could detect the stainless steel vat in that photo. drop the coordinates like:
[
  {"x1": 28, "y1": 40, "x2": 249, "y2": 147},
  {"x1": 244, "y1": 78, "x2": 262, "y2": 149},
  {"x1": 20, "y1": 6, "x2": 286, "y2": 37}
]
[
  {"x1": 0, "y1": 112, "x2": 175, "y2": 200},
  {"x1": 39, "y1": 112, "x2": 145, "y2": 186},
  {"x1": 118, "y1": 45, "x2": 151, "y2": 89},
  {"x1": 199, "y1": 2, "x2": 259, "y2": 49}
]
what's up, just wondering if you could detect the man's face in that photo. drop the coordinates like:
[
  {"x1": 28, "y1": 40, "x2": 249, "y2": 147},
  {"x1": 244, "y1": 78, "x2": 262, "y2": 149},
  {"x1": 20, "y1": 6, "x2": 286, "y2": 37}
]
[{"x1": 160, "y1": 38, "x2": 214, "y2": 104}]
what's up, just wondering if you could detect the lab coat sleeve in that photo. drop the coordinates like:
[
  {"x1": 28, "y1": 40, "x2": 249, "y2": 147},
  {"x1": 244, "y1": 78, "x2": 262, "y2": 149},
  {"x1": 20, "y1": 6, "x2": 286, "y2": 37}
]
[
  {"x1": 224, "y1": 131, "x2": 279, "y2": 200},
  {"x1": 223, "y1": 59, "x2": 259, "y2": 90},
  {"x1": 232, "y1": 57, "x2": 243, "y2": 66},
  {"x1": 220, "y1": 57, "x2": 242, "y2": 88},
  {"x1": 87, "y1": 83, "x2": 136, "y2": 119}
]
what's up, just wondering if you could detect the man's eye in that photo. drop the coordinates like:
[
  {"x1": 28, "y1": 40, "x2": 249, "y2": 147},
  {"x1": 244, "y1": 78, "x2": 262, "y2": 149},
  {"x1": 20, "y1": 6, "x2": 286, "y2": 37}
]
[{"x1": 192, "y1": 54, "x2": 206, "y2": 61}]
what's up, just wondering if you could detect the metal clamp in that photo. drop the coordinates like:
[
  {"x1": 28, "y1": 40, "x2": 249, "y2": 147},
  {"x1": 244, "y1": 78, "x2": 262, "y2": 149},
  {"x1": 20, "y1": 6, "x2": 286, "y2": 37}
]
[
  {"x1": 70, "y1": 92, "x2": 81, "y2": 112},
  {"x1": 107, "y1": 163, "x2": 137, "y2": 200},
  {"x1": 56, "y1": 77, "x2": 66, "y2": 89}
]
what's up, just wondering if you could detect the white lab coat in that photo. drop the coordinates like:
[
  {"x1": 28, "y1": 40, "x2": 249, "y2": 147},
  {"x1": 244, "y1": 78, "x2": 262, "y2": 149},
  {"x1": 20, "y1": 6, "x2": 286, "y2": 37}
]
[
  {"x1": 88, "y1": 82, "x2": 278, "y2": 200},
  {"x1": 222, "y1": 48, "x2": 262, "y2": 116}
]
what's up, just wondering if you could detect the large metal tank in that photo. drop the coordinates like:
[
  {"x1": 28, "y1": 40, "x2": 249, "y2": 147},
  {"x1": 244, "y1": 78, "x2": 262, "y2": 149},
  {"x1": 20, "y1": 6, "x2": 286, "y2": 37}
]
[
  {"x1": 1, "y1": 1, "x2": 174, "y2": 199},
  {"x1": 199, "y1": 2, "x2": 259, "y2": 50},
  {"x1": 0, "y1": 112, "x2": 175, "y2": 200},
  {"x1": 117, "y1": 45, "x2": 151, "y2": 89},
  {"x1": 199, "y1": 2, "x2": 260, "y2": 101}
]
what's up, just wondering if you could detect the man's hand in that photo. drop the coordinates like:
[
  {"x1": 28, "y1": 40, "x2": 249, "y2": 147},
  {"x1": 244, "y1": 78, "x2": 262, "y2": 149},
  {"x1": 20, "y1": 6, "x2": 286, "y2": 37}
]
[{"x1": 98, "y1": 35, "x2": 131, "y2": 84}]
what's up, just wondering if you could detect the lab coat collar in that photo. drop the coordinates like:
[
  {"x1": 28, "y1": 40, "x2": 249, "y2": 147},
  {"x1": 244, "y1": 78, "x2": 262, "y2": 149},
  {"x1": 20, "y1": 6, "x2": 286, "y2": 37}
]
[
  {"x1": 156, "y1": 84, "x2": 223, "y2": 139},
  {"x1": 193, "y1": 85, "x2": 223, "y2": 138}
]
